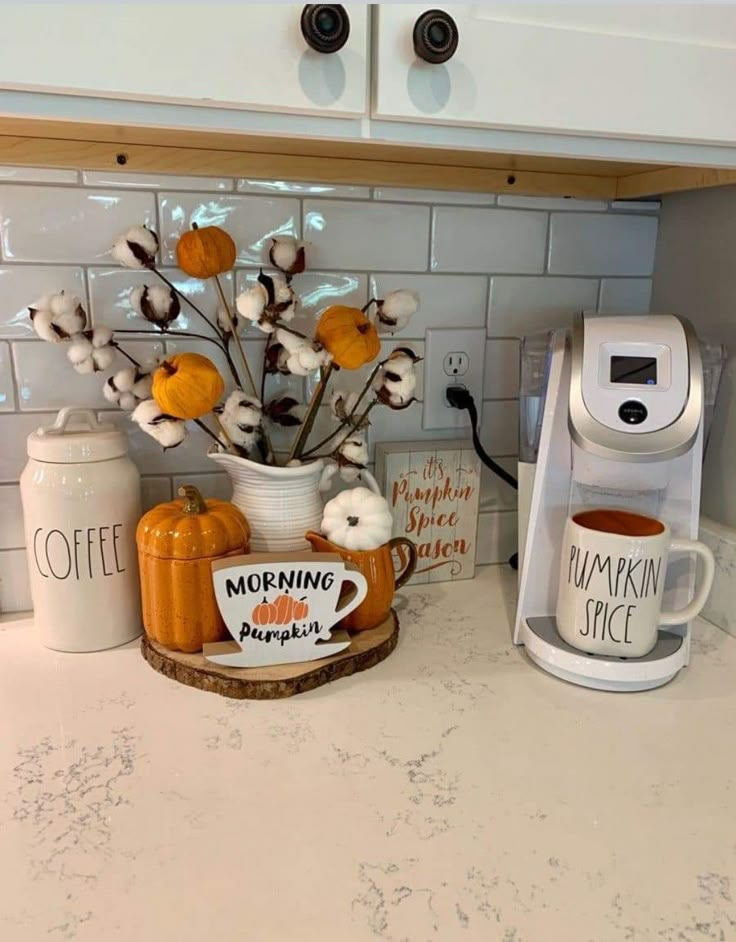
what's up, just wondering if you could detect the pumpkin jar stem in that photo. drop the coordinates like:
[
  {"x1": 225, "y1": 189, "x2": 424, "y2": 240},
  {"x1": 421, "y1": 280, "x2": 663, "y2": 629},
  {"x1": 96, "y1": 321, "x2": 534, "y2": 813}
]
[{"x1": 178, "y1": 485, "x2": 208, "y2": 515}]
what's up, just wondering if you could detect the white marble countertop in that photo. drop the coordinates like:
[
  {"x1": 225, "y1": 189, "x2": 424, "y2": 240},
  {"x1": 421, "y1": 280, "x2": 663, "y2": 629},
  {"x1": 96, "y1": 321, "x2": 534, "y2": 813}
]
[{"x1": 2, "y1": 566, "x2": 736, "y2": 942}]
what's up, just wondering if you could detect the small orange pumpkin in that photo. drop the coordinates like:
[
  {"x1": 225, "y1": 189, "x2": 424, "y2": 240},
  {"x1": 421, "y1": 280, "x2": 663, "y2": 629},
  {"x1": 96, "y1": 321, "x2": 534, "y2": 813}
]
[
  {"x1": 252, "y1": 597, "x2": 279, "y2": 625},
  {"x1": 137, "y1": 485, "x2": 250, "y2": 652},
  {"x1": 152, "y1": 352, "x2": 224, "y2": 419},
  {"x1": 176, "y1": 224, "x2": 237, "y2": 280},
  {"x1": 315, "y1": 305, "x2": 381, "y2": 370}
]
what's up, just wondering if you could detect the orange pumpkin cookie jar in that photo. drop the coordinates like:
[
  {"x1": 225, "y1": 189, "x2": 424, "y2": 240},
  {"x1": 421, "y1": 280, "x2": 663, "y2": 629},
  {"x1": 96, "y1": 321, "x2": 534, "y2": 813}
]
[{"x1": 137, "y1": 485, "x2": 250, "y2": 652}]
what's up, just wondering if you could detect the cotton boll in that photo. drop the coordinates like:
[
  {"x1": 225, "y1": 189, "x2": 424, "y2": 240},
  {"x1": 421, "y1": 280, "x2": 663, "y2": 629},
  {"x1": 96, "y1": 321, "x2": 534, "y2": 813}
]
[
  {"x1": 275, "y1": 327, "x2": 305, "y2": 354},
  {"x1": 131, "y1": 398, "x2": 187, "y2": 450},
  {"x1": 273, "y1": 279, "x2": 298, "y2": 321},
  {"x1": 49, "y1": 293, "x2": 87, "y2": 336},
  {"x1": 132, "y1": 372, "x2": 153, "y2": 400},
  {"x1": 269, "y1": 237, "x2": 305, "y2": 275},
  {"x1": 217, "y1": 304, "x2": 237, "y2": 335},
  {"x1": 118, "y1": 392, "x2": 138, "y2": 411},
  {"x1": 112, "y1": 226, "x2": 158, "y2": 269},
  {"x1": 103, "y1": 377, "x2": 120, "y2": 405},
  {"x1": 67, "y1": 335, "x2": 93, "y2": 367},
  {"x1": 337, "y1": 435, "x2": 368, "y2": 468},
  {"x1": 112, "y1": 367, "x2": 137, "y2": 393},
  {"x1": 91, "y1": 326, "x2": 113, "y2": 348},
  {"x1": 219, "y1": 391, "x2": 263, "y2": 449},
  {"x1": 330, "y1": 390, "x2": 360, "y2": 422},
  {"x1": 92, "y1": 345, "x2": 114, "y2": 371},
  {"x1": 236, "y1": 283, "x2": 267, "y2": 323},
  {"x1": 377, "y1": 289, "x2": 419, "y2": 332},
  {"x1": 29, "y1": 308, "x2": 59, "y2": 343}
]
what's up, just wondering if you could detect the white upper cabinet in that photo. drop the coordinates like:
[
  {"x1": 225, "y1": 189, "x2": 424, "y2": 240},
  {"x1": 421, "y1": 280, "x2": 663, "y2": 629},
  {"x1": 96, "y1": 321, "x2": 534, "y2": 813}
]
[
  {"x1": 0, "y1": 3, "x2": 368, "y2": 117},
  {"x1": 373, "y1": 4, "x2": 736, "y2": 144}
]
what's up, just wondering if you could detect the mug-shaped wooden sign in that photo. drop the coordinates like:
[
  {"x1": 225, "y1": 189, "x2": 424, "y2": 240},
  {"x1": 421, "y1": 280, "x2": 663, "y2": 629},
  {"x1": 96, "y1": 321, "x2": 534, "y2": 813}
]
[{"x1": 203, "y1": 552, "x2": 368, "y2": 668}]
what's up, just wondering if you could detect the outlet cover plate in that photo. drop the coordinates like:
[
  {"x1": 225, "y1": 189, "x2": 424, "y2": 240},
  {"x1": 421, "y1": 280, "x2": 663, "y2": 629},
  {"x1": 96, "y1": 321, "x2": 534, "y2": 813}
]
[{"x1": 423, "y1": 327, "x2": 486, "y2": 430}]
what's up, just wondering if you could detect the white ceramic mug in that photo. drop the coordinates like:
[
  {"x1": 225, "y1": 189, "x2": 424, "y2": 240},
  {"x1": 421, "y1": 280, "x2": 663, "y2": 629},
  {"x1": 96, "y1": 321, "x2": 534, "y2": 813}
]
[{"x1": 556, "y1": 508, "x2": 715, "y2": 658}]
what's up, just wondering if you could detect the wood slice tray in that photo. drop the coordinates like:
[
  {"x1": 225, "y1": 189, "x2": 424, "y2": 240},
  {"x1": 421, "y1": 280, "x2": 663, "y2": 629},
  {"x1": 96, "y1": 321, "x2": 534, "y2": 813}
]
[{"x1": 140, "y1": 610, "x2": 399, "y2": 700}]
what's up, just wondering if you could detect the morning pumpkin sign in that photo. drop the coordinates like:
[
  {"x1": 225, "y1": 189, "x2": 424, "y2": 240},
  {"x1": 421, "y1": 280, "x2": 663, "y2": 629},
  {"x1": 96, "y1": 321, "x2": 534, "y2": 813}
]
[
  {"x1": 376, "y1": 441, "x2": 480, "y2": 584},
  {"x1": 204, "y1": 552, "x2": 367, "y2": 668}
]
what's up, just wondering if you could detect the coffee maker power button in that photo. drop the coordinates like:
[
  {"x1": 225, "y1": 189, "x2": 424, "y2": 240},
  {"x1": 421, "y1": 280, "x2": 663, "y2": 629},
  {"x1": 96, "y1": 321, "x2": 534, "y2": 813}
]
[{"x1": 618, "y1": 400, "x2": 648, "y2": 425}]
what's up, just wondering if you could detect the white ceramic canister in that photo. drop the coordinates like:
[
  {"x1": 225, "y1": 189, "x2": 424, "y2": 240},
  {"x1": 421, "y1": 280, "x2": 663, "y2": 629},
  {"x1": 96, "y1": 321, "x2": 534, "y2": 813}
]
[{"x1": 20, "y1": 407, "x2": 142, "y2": 651}]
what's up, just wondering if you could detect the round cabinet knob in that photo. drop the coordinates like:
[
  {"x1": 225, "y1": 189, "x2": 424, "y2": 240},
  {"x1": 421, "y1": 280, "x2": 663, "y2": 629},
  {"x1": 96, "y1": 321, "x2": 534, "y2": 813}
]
[
  {"x1": 413, "y1": 9, "x2": 459, "y2": 64},
  {"x1": 301, "y1": 5, "x2": 350, "y2": 54}
]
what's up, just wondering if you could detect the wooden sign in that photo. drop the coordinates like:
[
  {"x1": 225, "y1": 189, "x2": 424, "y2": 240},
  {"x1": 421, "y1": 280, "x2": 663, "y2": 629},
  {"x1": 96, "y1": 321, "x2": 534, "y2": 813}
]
[
  {"x1": 203, "y1": 552, "x2": 368, "y2": 668},
  {"x1": 376, "y1": 440, "x2": 480, "y2": 584}
]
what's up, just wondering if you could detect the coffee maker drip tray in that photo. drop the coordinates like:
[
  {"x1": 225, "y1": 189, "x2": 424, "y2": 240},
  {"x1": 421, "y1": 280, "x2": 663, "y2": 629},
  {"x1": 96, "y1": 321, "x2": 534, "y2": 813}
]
[{"x1": 521, "y1": 617, "x2": 686, "y2": 693}]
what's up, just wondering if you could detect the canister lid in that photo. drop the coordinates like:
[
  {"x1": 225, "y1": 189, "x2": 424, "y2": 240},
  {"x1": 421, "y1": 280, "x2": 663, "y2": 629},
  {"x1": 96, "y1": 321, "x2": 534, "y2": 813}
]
[{"x1": 27, "y1": 407, "x2": 128, "y2": 463}]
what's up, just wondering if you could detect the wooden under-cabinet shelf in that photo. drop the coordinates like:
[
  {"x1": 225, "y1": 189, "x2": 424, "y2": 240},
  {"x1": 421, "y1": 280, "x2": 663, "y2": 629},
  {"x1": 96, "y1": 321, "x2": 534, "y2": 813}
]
[{"x1": 0, "y1": 116, "x2": 735, "y2": 200}]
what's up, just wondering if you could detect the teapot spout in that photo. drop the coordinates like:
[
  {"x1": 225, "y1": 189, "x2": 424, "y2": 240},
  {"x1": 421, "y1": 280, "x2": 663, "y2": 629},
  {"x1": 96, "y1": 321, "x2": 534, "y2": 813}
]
[{"x1": 305, "y1": 530, "x2": 334, "y2": 553}]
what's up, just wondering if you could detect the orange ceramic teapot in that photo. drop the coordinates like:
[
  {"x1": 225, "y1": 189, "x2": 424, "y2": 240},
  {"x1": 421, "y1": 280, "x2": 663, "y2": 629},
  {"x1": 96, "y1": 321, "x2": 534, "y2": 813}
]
[{"x1": 305, "y1": 531, "x2": 416, "y2": 631}]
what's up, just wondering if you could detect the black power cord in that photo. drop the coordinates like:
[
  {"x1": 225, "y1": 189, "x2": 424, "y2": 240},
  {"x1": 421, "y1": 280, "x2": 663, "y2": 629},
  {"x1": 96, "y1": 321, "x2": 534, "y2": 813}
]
[{"x1": 446, "y1": 385, "x2": 519, "y2": 570}]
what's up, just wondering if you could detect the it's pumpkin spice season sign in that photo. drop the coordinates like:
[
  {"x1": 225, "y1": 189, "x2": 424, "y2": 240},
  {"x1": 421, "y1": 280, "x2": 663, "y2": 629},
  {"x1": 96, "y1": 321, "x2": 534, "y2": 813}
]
[
  {"x1": 204, "y1": 553, "x2": 368, "y2": 668},
  {"x1": 376, "y1": 441, "x2": 481, "y2": 584}
]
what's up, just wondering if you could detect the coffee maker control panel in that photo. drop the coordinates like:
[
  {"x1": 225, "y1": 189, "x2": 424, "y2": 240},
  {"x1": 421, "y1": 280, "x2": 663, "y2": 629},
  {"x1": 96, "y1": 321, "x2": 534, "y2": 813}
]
[{"x1": 580, "y1": 315, "x2": 689, "y2": 433}]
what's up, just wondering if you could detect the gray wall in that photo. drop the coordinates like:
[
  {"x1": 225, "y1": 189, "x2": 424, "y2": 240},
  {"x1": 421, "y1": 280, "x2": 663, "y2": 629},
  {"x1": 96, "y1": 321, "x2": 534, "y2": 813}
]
[{"x1": 652, "y1": 186, "x2": 736, "y2": 528}]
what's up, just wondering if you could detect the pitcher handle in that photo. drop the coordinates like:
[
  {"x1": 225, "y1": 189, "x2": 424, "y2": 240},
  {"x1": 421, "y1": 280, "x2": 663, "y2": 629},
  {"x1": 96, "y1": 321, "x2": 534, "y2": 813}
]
[
  {"x1": 319, "y1": 463, "x2": 382, "y2": 496},
  {"x1": 389, "y1": 537, "x2": 417, "y2": 589}
]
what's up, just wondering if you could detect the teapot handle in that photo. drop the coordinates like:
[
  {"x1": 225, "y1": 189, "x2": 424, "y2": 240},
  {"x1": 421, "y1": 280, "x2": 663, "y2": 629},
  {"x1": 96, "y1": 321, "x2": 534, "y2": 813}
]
[{"x1": 319, "y1": 463, "x2": 382, "y2": 496}]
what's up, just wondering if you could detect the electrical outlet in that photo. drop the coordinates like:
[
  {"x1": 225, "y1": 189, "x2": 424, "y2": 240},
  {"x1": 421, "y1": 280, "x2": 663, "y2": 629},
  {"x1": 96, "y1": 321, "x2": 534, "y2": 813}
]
[
  {"x1": 443, "y1": 352, "x2": 469, "y2": 376},
  {"x1": 423, "y1": 327, "x2": 486, "y2": 430}
]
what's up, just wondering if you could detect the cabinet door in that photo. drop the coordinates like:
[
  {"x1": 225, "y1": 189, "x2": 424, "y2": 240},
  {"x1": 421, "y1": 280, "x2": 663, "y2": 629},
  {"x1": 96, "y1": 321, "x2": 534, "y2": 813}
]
[
  {"x1": 0, "y1": 3, "x2": 368, "y2": 117},
  {"x1": 374, "y1": 4, "x2": 736, "y2": 143}
]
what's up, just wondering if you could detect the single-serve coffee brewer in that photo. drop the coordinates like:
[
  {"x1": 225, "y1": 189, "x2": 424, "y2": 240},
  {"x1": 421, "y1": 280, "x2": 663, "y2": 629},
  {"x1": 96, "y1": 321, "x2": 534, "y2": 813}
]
[{"x1": 515, "y1": 313, "x2": 724, "y2": 692}]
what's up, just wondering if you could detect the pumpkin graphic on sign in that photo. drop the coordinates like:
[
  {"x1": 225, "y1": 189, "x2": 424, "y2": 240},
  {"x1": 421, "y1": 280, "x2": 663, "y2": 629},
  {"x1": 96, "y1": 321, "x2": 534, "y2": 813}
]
[{"x1": 251, "y1": 593, "x2": 310, "y2": 626}]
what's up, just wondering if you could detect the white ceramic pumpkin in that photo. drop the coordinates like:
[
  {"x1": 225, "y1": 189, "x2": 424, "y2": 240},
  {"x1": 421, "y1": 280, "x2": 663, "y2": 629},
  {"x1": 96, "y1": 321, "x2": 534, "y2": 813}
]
[{"x1": 320, "y1": 487, "x2": 394, "y2": 551}]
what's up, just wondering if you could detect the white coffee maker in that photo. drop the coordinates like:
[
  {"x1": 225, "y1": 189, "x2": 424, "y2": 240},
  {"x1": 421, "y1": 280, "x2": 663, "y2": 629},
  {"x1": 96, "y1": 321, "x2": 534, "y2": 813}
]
[{"x1": 514, "y1": 312, "x2": 714, "y2": 692}]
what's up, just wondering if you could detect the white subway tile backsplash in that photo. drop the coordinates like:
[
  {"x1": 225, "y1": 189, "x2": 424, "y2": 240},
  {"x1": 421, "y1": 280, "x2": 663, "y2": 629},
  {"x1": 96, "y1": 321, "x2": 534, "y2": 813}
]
[
  {"x1": 0, "y1": 172, "x2": 660, "y2": 608},
  {"x1": 480, "y1": 458, "x2": 518, "y2": 512},
  {"x1": 238, "y1": 179, "x2": 370, "y2": 199},
  {"x1": 0, "y1": 166, "x2": 78, "y2": 184},
  {"x1": 0, "y1": 484, "x2": 24, "y2": 549},
  {"x1": 479, "y1": 400, "x2": 519, "y2": 456},
  {"x1": 476, "y1": 511, "x2": 517, "y2": 565},
  {"x1": 0, "y1": 186, "x2": 156, "y2": 263},
  {"x1": 488, "y1": 276, "x2": 598, "y2": 337},
  {"x1": 88, "y1": 267, "x2": 232, "y2": 335},
  {"x1": 484, "y1": 340, "x2": 520, "y2": 398},
  {"x1": 140, "y1": 476, "x2": 173, "y2": 512},
  {"x1": 0, "y1": 265, "x2": 87, "y2": 337},
  {"x1": 83, "y1": 171, "x2": 233, "y2": 191},
  {"x1": 369, "y1": 273, "x2": 488, "y2": 338},
  {"x1": 0, "y1": 412, "x2": 56, "y2": 481},
  {"x1": 497, "y1": 195, "x2": 607, "y2": 212},
  {"x1": 432, "y1": 207, "x2": 547, "y2": 274},
  {"x1": 0, "y1": 548, "x2": 31, "y2": 612},
  {"x1": 598, "y1": 278, "x2": 652, "y2": 314},
  {"x1": 0, "y1": 343, "x2": 15, "y2": 411},
  {"x1": 548, "y1": 212, "x2": 658, "y2": 276},
  {"x1": 304, "y1": 200, "x2": 429, "y2": 271},
  {"x1": 14, "y1": 340, "x2": 163, "y2": 411},
  {"x1": 373, "y1": 187, "x2": 496, "y2": 205},
  {"x1": 158, "y1": 193, "x2": 299, "y2": 266},
  {"x1": 172, "y1": 473, "x2": 232, "y2": 502}
]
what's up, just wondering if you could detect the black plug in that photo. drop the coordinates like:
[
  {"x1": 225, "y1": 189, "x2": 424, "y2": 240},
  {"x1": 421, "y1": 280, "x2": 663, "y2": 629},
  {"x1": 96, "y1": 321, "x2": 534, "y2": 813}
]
[{"x1": 446, "y1": 385, "x2": 472, "y2": 410}]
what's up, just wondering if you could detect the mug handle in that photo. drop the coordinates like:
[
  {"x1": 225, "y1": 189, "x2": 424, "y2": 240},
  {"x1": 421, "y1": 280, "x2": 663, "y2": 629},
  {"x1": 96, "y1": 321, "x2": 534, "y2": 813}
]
[
  {"x1": 389, "y1": 537, "x2": 418, "y2": 590},
  {"x1": 659, "y1": 538, "x2": 715, "y2": 625},
  {"x1": 335, "y1": 570, "x2": 369, "y2": 618}
]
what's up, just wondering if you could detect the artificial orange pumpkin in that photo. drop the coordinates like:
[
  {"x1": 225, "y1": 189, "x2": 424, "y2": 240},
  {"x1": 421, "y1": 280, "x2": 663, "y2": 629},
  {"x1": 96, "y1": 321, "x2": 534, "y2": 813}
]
[
  {"x1": 315, "y1": 305, "x2": 381, "y2": 370},
  {"x1": 252, "y1": 597, "x2": 279, "y2": 626},
  {"x1": 176, "y1": 224, "x2": 237, "y2": 280},
  {"x1": 137, "y1": 485, "x2": 250, "y2": 652},
  {"x1": 152, "y1": 352, "x2": 224, "y2": 419}
]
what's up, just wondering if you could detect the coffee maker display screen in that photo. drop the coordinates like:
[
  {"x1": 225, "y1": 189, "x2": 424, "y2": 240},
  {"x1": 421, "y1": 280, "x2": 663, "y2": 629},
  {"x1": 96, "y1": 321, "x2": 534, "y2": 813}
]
[{"x1": 609, "y1": 356, "x2": 657, "y2": 385}]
